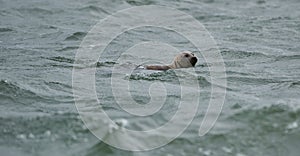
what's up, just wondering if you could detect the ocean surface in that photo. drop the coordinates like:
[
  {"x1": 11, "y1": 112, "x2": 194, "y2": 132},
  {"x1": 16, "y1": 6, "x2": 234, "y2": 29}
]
[{"x1": 1, "y1": 0, "x2": 300, "y2": 156}]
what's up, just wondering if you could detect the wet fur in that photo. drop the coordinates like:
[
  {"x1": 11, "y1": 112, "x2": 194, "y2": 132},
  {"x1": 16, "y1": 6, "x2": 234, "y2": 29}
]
[{"x1": 145, "y1": 51, "x2": 197, "y2": 70}]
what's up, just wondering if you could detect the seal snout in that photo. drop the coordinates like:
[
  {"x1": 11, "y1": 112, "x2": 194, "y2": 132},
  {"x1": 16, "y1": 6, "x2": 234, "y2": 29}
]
[{"x1": 190, "y1": 56, "x2": 197, "y2": 67}]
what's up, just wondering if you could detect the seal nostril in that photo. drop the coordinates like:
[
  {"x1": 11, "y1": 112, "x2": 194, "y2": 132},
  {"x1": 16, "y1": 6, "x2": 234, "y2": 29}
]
[{"x1": 190, "y1": 57, "x2": 198, "y2": 67}]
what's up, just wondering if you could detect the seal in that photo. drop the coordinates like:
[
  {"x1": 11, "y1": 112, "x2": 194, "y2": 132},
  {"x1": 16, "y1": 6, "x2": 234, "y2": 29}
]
[{"x1": 145, "y1": 51, "x2": 198, "y2": 70}]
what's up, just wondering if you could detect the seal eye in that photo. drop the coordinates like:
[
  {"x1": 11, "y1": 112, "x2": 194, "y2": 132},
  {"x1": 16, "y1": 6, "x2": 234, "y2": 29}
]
[{"x1": 184, "y1": 54, "x2": 189, "y2": 57}]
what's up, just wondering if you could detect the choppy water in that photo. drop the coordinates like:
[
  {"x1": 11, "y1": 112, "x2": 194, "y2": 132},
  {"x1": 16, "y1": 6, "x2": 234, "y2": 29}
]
[{"x1": 1, "y1": 0, "x2": 300, "y2": 156}]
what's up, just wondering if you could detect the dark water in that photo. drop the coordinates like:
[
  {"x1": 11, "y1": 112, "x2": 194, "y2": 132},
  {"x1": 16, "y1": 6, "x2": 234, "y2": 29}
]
[{"x1": 1, "y1": 0, "x2": 300, "y2": 155}]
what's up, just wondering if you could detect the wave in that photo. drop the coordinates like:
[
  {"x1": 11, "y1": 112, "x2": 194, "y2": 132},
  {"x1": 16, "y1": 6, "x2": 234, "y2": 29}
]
[
  {"x1": 227, "y1": 75, "x2": 281, "y2": 85},
  {"x1": 126, "y1": 0, "x2": 156, "y2": 6},
  {"x1": 0, "y1": 80, "x2": 40, "y2": 105},
  {"x1": 289, "y1": 81, "x2": 300, "y2": 88},
  {"x1": 221, "y1": 49, "x2": 271, "y2": 59},
  {"x1": 228, "y1": 104, "x2": 300, "y2": 133},
  {"x1": 64, "y1": 32, "x2": 87, "y2": 41},
  {"x1": 96, "y1": 61, "x2": 116, "y2": 67},
  {"x1": 78, "y1": 5, "x2": 109, "y2": 14},
  {"x1": 47, "y1": 56, "x2": 74, "y2": 64},
  {"x1": 45, "y1": 56, "x2": 74, "y2": 68},
  {"x1": 275, "y1": 54, "x2": 300, "y2": 61},
  {"x1": 0, "y1": 27, "x2": 13, "y2": 32},
  {"x1": 127, "y1": 70, "x2": 176, "y2": 82},
  {"x1": 16, "y1": 7, "x2": 54, "y2": 15},
  {"x1": 56, "y1": 46, "x2": 79, "y2": 52}
]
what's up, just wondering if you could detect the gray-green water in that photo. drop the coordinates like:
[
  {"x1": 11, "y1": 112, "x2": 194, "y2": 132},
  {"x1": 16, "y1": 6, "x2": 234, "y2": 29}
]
[{"x1": 1, "y1": 0, "x2": 300, "y2": 156}]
